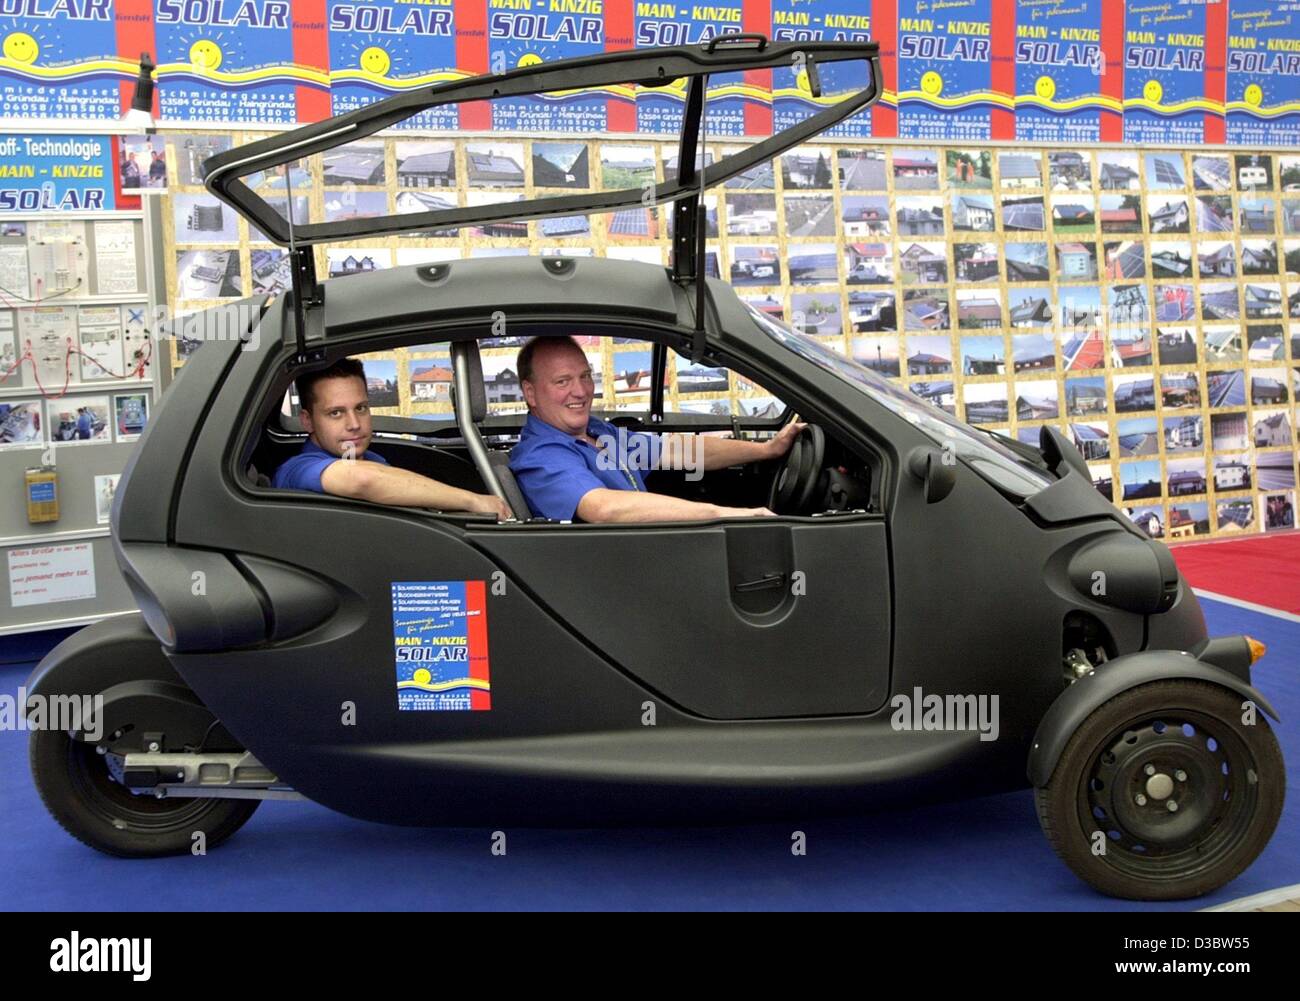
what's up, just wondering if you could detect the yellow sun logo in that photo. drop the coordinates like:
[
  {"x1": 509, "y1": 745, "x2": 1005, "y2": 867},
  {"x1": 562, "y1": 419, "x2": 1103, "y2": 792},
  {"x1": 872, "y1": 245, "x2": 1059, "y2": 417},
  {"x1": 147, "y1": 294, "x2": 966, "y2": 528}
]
[
  {"x1": 360, "y1": 46, "x2": 390, "y2": 76},
  {"x1": 412, "y1": 668, "x2": 432, "y2": 686},
  {"x1": 1143, "y1": 79, "x2": 1163, "y2": 104},
  {"x1": 188, "y1": 39, "x2": 223, "y2": 73},
  {"x1": 1243, "y1": 83, "x2": 1263, "y2": 108},
  {"x1": 1035, "y1": 75, "x2": 1056, "y2": 101},
  {"x1": 921, "y1": 71, "x2": 943, "y2": 97},
  {"x1": 2, "y1": 32, "x2": 39, "y2": 65},
  {"x1": 517, "y1": 53, "x2": 542, "y2": 68}
]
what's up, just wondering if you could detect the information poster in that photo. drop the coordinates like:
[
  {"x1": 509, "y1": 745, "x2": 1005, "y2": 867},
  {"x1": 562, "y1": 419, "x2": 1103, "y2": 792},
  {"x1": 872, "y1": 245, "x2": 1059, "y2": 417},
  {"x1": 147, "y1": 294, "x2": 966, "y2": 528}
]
[
  {"x1": 0, "y1": 136, "x2": 116, "y2": 214},
  {"x1": 1122, "y1": 0, "x2": 1213, "y2": 145},
  {"x1": 1015, "y1": 0, "x2": 1108, "y2": 144},
  {"x1": 634, "y1": 1, "x2": 748, "y2": 136},
  {"x1": 486, "y1": 0, "x2": 606, "y2": 133},
  {"x1": 771, "y1": 0, "x2": 875, "y2": 139},
  {"x1": 18, "y1": 305, "x2": 76, "y2": 390},
  {"x1": 92, "y1": 220, "x2": 139, "y2": 295},
  {"x1": 0, "y1": 0, "x2": 127, "y2": 120},
  {"x1": 77, "y1": 305, "x2": 126, "y2": 382},
  {"x1": 8, "y1": 543, "x2": 96, "y2": 607},
  {"x1": 897, "y1": 0, "x2": 995, "y2": 140},
  {"x1": 392, "y1": 580, "x2": 490, "y2": 711},
  {"x1": 1226, "y1": 5, "x2": 1300, "y2": 147},
  {"x1": 154, "y1": 0, "x2": 304, "y2": 124},
  {"x1": 327, "y1": 0, "x2": 461, "y2": 129}
]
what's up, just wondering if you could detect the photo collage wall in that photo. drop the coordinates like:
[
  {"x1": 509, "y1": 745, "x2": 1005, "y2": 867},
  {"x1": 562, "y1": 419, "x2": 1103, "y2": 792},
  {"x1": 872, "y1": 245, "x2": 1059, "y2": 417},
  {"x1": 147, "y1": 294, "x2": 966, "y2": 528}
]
[{"x1": 157, "y1": 131, "x2": 1300, "y2": 540}]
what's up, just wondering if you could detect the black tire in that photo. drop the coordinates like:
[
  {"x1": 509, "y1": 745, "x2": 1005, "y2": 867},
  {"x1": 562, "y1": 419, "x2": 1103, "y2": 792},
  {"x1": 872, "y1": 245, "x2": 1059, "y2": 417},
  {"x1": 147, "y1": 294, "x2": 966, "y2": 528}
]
[
  {"x1": 1035, "y1": 679, "x2": 1284, "y2": 901},
  {"x1": 29, "y1": 728, "x2": 260, "y2": 858}
]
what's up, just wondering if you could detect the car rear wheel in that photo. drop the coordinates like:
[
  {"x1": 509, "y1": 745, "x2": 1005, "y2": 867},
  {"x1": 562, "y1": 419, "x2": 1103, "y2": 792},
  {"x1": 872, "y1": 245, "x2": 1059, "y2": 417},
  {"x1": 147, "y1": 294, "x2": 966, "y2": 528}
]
[
  {"x1": 1035, "y1": 680, "x2": 1284, "y2": 900},
  {"x1": 30, "y1": 728, "x2": 260, "y2": 858}
]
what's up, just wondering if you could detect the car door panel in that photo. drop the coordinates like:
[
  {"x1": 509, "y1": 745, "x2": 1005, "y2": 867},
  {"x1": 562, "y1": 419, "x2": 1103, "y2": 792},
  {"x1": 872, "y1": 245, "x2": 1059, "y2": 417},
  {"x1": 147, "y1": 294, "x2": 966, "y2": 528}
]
[{"x1": 471, "y1": 516, "x2": 891, "y2": 719}]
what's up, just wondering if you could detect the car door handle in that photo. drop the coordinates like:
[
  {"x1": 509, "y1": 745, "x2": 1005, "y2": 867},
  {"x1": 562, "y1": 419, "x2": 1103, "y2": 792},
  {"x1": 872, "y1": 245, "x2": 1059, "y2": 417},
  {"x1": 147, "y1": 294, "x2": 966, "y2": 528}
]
[{"x1": 734, "y1": 573, "x2": 785, "y2": 593}]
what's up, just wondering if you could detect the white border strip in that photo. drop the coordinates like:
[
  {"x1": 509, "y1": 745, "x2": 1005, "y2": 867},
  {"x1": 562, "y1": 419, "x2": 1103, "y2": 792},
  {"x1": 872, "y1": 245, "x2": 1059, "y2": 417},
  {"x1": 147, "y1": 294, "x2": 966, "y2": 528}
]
[
  {"x1": 1202, "y1": 883, "x2": 1300, "y2": 912},
  {"x1": 1193, "y1": 589, "x2": 1300, "y2": 625}
]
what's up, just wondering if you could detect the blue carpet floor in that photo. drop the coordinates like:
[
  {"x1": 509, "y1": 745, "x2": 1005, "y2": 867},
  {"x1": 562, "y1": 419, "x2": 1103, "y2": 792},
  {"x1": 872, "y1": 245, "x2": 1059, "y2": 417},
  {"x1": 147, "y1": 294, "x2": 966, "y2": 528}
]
[{"x1": 2, "y1": 599, "x2": 1296, "y2": 911}]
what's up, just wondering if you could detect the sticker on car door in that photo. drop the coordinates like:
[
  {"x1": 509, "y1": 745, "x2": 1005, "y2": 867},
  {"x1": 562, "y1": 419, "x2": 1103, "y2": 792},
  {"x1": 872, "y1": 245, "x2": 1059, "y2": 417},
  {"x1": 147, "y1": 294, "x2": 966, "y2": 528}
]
[{"x1": 391, "y1": 581, "x2": 491, "y2": 711}]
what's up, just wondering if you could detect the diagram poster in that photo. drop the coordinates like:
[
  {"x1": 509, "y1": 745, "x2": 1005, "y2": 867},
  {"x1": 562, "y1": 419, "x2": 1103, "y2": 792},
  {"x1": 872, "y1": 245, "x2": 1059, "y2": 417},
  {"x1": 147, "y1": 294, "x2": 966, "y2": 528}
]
[
  {"x1": 1015, "y1": 0, "x2": 1111, "y2": 144},
  {"x1": 153, "y1": 0, "x2": 325, "y2": 124},
  {"x1": 327, "y1": 0, "x2": 461, "y2": 129},
  {"x1": 771, "y1": 0, "x2": 876, "y2": 139},
  {"x1": 1122, "y1": 0, "x2": 1214, "y2": 145},
  {"x1": 392, "y1": 580, "x2": 491, "y2": 712},
  {"x1": 633, "y1": 1, "x2": 750, "y2": 137},
  {"x1": 897, "y1": 0, "x2": 996, "y2": 140},
  {"x1": 486, "y1": 0, "x2": 606, "y2": 133},
  {"x1": 1226, "y1": 5, "x2": 1300, "y2": 147},
  {"x1": 0, "y1": 0, "x2": 130, "y2": 120}
]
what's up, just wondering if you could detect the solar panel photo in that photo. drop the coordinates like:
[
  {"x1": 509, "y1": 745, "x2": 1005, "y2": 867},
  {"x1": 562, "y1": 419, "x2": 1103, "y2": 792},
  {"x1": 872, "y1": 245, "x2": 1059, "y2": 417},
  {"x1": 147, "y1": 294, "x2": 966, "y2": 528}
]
[
  {"x1": 1003, "y1": 201, "x2": 1044, "y2": 230},
  {"x1": 1114, "y1": 244, "x2": 1146, "y2": 278},
  {"x1": 1149, "y1": 156, "x2": 1185, "y2": 188}
]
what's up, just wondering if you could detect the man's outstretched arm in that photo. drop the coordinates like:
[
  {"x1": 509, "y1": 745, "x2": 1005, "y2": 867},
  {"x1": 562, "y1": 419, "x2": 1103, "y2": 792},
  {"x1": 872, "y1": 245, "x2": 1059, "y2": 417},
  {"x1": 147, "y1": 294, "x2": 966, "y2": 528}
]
[
  {"x1": 658, "y1": 421, "x2": 806, "y2": 472},
  {"x1": 321, "y1": 460, "x2": 510, "y2": 520}
]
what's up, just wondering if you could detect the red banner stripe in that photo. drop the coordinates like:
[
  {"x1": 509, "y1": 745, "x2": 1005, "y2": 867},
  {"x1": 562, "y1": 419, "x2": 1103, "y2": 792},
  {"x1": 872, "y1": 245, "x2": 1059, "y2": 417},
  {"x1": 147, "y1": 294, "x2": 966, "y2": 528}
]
[
  {"x1": 1204, "y1": 0, "x2": 1227, "y2": 144},
  {"x1": 1099, "y1": 0, "x2": 1125, "y2": 142},
  {"x1": 466, "y1": 580, "x2": 490, "y2": 711},
  {"x1": 990, "y1": 2, "x2": 1015, "y2": 140},
  {"x1": 743, "y1": 0, "x2": 772, "y2": 137},
  {"x1": 114, "y1": 0, "x2": 157, "y2": 117},
  {"x1": 606, "y1": 0, "x2": 637, "y2": 132},
  {"x1": 457, "y1": 0, "x2": 491, "y2": 131},
  {"x1": 291, "y1": 0, "x2": 330, "y2": 124},
  {"x1": 871, "y1": 0, "x2": 897, "y2": 138}
]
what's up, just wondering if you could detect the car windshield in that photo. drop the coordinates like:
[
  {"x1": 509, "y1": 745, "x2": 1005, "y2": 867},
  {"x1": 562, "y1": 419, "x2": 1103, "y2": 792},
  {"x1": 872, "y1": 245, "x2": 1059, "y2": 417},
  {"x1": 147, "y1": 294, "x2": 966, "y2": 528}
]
[{"x1": 746, "y1": 304, "x2": 1054, "y2": 498}]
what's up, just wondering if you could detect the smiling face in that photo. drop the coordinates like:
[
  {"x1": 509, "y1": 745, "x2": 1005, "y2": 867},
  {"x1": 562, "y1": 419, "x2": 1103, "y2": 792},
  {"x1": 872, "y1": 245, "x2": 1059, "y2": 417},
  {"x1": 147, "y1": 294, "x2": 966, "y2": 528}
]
[
  {"x1": 1035, "y1": 75, "x2": 1056, "y2": 101},
  {"x1": 3, "y1": 32, "x2": 39, "y2": 64},
  {"x1": 300, "y1": 375, "x2": 373, "y2": 458},
  {"x1": 1143, "y1": 79, "x2": 1163, "y2": 104},
  {"x1": 522, "y1": 340, "x2": 596, "y2": 437},
  {"x1": 1244, "y1": 83, "x2": 1263, "y2": 107},
  {"x1": 921, "y1": 71, "x2": 943, "y2": 97},
  {"x1": 188, "y1": 39, "x2": 222, "y2": 72},
  {"x1": 360, "y1": 45, "x2": 390, "y2": 76}
]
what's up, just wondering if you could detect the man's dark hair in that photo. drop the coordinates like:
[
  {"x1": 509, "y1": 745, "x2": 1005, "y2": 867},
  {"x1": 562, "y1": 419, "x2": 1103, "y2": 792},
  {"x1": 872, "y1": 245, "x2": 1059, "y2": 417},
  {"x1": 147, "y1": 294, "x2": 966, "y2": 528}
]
[
  {"x1": 517, "y1": 335, "x2": 584, "y2": 385},
  {"x1": 296, "y1": 357, "x2": 367, "y2": 412}
]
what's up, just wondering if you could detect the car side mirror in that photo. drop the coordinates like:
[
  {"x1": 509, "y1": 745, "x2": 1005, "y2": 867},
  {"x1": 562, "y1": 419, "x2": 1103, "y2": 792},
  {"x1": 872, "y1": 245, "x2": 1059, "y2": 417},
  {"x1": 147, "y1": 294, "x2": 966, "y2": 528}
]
[{"x1": 907, "y1": 447, "x2": 956, "y2": 504}]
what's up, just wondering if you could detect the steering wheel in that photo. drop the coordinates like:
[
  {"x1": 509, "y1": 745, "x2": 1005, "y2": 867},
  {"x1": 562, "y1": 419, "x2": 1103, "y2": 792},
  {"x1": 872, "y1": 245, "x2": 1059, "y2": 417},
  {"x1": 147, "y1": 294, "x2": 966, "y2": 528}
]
[{"x1": 767, "y1": 423, "x2": 825, "y2": 514}]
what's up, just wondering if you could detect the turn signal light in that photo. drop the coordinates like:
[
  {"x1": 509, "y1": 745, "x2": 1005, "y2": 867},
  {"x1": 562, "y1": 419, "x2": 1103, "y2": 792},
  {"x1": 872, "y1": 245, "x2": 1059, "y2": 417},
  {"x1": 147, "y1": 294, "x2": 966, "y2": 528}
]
[{"x1": 1246, "y1": 636, "x2": 1267, "y2": 664}]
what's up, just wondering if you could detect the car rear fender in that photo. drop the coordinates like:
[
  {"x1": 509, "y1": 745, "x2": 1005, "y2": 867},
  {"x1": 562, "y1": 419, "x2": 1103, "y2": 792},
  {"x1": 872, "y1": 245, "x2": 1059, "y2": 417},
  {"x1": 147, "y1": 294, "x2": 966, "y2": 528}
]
[{"x1": 1027, "y1": 649, "x2": 1279, "y2": 788}]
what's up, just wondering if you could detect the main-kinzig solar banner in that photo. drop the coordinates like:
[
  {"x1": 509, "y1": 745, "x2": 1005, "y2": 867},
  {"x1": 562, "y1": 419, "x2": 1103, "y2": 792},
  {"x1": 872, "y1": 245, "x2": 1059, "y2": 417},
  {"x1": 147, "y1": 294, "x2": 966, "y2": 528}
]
[{"x1": 1, "y1": 1, "x2": 1298, "y2": 148}]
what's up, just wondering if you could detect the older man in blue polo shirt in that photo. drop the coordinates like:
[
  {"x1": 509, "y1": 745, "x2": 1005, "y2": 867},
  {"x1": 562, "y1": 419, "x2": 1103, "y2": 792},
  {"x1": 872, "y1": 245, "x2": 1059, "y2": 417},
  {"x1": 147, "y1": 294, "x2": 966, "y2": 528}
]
[
  {"x1": 273, "y1": 357, "x2": 510, "y2": 520},
  {"x1": 510, "y1": 336, "x2": 802, "y2": 522}
]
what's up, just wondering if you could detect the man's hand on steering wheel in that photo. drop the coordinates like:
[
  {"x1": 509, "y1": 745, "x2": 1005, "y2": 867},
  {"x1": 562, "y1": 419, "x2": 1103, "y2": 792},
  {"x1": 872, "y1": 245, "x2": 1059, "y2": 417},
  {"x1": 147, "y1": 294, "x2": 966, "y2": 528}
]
[{"x1": 763, "y1": 420, "x2": 808, "y2": 460}]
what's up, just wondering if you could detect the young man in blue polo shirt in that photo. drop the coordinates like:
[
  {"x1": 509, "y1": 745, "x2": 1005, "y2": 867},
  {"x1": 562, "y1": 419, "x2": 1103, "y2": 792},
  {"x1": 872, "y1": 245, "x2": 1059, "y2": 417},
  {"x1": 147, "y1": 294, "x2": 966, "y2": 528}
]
[
  {"x1": 509, "y1": 336, "x2": 802, "y2": 523},
  {"x1": 273, "y1": 358, "x2": 510, "y2": 521}
]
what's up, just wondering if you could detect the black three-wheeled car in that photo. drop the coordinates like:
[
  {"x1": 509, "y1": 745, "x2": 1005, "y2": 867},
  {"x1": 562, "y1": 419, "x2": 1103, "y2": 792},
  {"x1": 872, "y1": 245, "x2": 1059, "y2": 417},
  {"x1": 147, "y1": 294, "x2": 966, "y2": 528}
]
[{"x1": 27, "y1": 37, "x2": 1283, "y2": 900}]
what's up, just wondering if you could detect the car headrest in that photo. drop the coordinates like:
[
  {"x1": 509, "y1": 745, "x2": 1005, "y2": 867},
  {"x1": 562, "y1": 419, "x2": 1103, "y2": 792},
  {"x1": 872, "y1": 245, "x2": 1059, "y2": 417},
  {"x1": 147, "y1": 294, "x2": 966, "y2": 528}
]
[{"x1": 450, "y1": 340, "x2": 488, "y2": 423}]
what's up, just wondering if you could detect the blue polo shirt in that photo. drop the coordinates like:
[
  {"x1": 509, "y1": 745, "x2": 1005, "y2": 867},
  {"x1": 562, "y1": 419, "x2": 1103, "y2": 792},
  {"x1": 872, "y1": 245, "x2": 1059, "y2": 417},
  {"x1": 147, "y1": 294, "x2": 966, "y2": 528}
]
[
  {"x1": 272, "y1": 439, "x2": 389, "y2": 493},
  {"x1": 510, "y1": 414, "x2": 661, "y2": 521}
]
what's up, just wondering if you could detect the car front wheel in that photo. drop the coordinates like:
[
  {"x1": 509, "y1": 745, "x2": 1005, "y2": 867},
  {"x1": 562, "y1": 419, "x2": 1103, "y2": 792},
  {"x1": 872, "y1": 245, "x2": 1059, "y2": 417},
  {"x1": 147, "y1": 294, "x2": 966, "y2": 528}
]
[{"x1": 1035, "y1": 679, "x2": 1284, "y2": 900}]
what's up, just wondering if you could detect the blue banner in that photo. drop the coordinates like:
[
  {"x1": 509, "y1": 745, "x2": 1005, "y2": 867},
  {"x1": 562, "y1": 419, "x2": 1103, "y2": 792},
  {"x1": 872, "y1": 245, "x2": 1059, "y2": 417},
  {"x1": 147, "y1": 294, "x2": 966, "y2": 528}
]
[
  {"x1": 153, "y1": 0, "x2": 305, "y2": 124},
  {"x1": 897, "y1": 0, "x2": 996, "y2": 140},
  {"x1": 327, "y1": 0, "x2": 460, "y2": 129},
  {"x1": 0, "y1": 0, "x2": 128, "y2": 120},
  {"x1": 1122, "y1": 0, "x2": 1212, "y2": 145},
  {"x1": 771, "y1": 0, "x2": 875, "y2": 139},
  {"x1": 0, "y1": 135, "x2": 116, "y2": 212},
  {"x1": 487, "y1": 0, "x2": 606, "y2": 133},
  {"x1": 634, "y1": 1, "x2": 747, "y2": 136},
  {"x1": 1226, "y1": 6, "x2": 1300, "y2": 147},
  {"x1": 1015, "y1": 0, "x2": 1108, "y2": 144}
]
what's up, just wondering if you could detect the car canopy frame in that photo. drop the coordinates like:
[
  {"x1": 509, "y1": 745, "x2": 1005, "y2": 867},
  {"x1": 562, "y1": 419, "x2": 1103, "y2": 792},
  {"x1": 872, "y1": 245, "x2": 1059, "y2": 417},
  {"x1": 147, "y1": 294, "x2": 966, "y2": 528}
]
[{"x1": 201, "y1": 34, "x2": 881, "y2": 363}]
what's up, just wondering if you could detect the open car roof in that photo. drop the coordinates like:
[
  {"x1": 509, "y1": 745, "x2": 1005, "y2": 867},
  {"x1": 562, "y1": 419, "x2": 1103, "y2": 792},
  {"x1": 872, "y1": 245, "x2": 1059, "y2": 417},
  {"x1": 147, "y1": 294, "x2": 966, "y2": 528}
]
[{"x1": 203, "y1": 35, "x2": 881, "y2": 248}]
